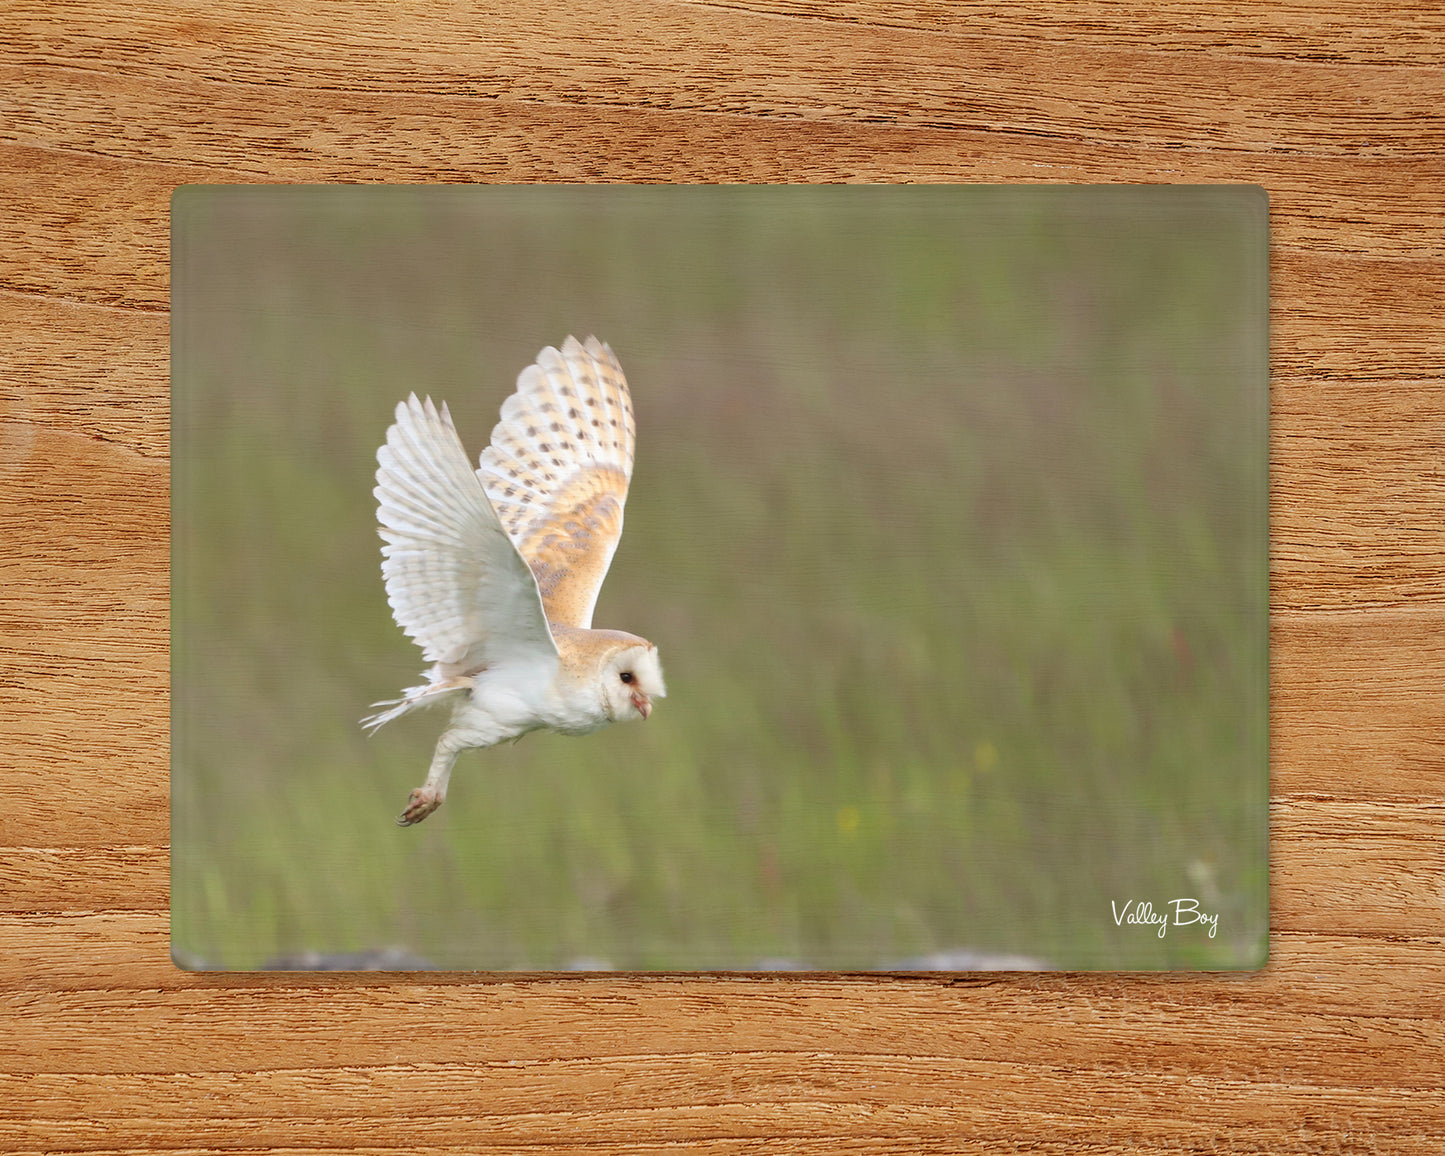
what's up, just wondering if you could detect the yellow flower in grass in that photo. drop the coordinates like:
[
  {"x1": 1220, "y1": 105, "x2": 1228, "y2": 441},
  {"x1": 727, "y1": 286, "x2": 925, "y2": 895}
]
[{"x1": 836, "y1": 805, "x2": 861, "y2": 837}]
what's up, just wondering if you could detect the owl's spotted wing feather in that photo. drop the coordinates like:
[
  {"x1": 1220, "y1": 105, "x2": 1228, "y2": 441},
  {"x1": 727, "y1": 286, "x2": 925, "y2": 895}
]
[
  {"x1": 478, "y1": 336, "x2": 635, "y2": 629},
  {"x1": 376, "y1": 394, "x2": 557, "y2": 676}
]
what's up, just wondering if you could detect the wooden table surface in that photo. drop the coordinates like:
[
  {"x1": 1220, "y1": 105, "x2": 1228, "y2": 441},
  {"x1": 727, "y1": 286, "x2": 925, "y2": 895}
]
[{"x1": 3, "y1": 3, "x2": 1442, "y2": 1152}]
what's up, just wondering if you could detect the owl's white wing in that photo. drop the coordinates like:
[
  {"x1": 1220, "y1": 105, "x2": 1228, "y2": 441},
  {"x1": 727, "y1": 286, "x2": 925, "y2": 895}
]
[
  {"x1": 477, "y1": 336, "x2": 635, "y2": 629},
  {"x1": 376, "y1": 394, "x2": 557, "y2": 675}
]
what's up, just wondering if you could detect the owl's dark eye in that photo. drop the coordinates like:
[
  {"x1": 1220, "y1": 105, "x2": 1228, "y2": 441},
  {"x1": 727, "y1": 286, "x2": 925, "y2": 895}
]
[{"x1": 619, "y1": 672, "x2": 634, "y2": 684}]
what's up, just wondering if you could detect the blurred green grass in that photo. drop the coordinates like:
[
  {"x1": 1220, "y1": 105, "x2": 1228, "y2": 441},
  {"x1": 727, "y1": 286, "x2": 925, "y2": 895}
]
[{"x1": 172, "y1": 185, "x2": 1268, "y2": 970}]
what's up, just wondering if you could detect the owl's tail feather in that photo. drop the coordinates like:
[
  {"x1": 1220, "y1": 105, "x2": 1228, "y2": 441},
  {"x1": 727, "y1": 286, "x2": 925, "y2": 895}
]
[{"x1": 361, "y1": 674, "x2": 473, "y2": 734}]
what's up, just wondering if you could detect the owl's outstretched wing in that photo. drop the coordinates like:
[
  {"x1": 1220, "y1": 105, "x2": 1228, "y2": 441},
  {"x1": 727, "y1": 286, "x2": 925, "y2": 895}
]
[
  {"x1": 477, "y1": 336, "x2": 635, "y2": 629},
  {"x1": 376, "y1": 394, "x2": 557, "y2": 676}
]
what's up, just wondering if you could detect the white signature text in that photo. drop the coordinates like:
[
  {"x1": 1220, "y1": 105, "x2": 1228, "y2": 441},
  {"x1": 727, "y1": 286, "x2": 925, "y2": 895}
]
[{"x1": 1111, "y1": 898, "x2": 1219, "y2": 938}]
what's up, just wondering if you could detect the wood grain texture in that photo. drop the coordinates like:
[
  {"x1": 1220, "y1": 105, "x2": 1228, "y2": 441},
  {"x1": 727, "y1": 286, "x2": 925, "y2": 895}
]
[{"x1": 2, "y1": 1, "x2": 1442, "y2": 1152}]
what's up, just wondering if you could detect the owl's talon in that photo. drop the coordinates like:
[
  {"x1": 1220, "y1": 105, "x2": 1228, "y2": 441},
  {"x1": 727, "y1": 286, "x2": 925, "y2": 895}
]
[{"x1": 396, "y1": 787, "x2": 442, "y2": 827}]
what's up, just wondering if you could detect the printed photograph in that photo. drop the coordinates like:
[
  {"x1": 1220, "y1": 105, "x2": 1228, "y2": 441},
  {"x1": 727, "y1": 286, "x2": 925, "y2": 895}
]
[{"x1": 171, "y1": 184, "x2": 1268, "y2": 971}]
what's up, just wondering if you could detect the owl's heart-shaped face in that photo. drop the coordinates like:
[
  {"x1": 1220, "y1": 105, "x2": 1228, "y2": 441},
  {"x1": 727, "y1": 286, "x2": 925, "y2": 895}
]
[{"x1": 599, "y1": 642, "x2": 666, "y2": 723}]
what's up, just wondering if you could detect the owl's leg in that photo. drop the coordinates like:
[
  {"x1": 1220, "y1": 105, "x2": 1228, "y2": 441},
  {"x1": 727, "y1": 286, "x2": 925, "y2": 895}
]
[{"x1": 395, "y1": 730, "x2": 467, "y2": 827}]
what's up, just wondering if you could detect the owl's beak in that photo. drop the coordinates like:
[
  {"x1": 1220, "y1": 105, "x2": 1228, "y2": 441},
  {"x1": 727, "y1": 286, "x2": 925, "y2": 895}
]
[{"x1": 632, "y1": 691, "x2": 652, "y2": 720}]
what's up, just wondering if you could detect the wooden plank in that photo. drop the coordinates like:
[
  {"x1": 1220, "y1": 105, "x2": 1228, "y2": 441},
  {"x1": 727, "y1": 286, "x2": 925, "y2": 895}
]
[
  {"x1": 0, "y1": 426, "x2": 169, "y2": 848},
  {"x1": 1270, "y1": 376, "x2": 1445, "y2": 611},
  {"x1": 1, "y1": 959, "x2": 1441, "y2": 1107},
  {"x1": 2, "y1": 1075, "x2": 1442, "y2": 1152},
  {"x1": 673, "y1": 1, "x2": 1445, "y2": 65},
  {"x1": 1272, "y1": 799, "x2": 1445, "y2": 936},
  {"x1": 6, "y1": 3, "x2": 1443, "y2": 155},
  {"x1": 1272, "y1": 611, "x2": 1445, "y2": 791},
  {"x1": 0, "y1": 293, "x2": 169, "y2": 458},
  {"x1": 0, "y1": 849, "x2": 169, "y2": 915}
]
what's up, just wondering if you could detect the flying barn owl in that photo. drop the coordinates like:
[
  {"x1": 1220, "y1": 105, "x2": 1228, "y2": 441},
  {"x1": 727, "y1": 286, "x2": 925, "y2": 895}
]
[{"x1": 363, "y1": 336, "x2": 666, "y2": 826}]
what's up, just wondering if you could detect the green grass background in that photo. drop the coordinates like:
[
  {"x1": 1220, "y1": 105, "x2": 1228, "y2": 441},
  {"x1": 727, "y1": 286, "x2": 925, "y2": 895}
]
[{"x1": 171, "y1": 185, "x2": 1268, "y2": 970}]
